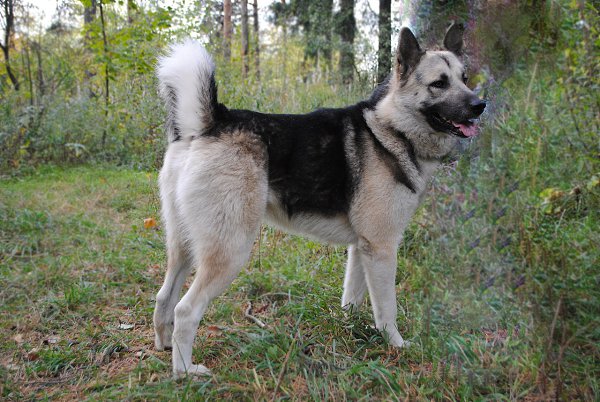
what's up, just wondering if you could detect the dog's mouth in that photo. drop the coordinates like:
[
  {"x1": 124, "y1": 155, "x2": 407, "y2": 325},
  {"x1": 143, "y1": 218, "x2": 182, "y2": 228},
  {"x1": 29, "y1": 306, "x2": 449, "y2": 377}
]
[{"x1": 429, "y1": 112, "x2": 479, "y2": 138}]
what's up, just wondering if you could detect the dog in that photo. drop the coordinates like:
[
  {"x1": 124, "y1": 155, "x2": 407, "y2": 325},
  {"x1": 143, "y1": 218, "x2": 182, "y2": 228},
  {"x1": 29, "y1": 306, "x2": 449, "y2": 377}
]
[{"x1": 153, "y1": 22, "x2": 486, "y2": 378}]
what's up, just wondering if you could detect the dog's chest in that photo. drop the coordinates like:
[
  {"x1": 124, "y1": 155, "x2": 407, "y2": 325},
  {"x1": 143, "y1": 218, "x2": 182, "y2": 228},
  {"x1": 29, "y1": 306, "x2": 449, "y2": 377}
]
[{"x1": 264, "y1": 191, "x2": 358, "y2": 244}]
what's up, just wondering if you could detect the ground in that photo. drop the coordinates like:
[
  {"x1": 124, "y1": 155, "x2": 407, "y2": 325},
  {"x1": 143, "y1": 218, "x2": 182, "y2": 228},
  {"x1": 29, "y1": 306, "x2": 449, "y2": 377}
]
[{"x1": 0, "y1": 166, "x2": 597, "y2": 400}]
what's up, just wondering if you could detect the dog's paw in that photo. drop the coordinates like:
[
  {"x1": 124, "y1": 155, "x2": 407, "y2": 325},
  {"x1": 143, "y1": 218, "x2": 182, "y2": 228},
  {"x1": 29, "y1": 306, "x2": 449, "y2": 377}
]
[
  {"x1": 380, "y1": 329, "x2": 411, "y2": 348},
  {"x1": 154, "y1": 324, "x2": 174, "y2": 351},
  {"x1": 390, "y1": 339, "x2": 412, "y2": 348},
  {"x1": 154, "y1": 335, "x2": 173, "y2": 351},
  {"x1": 173, "y1": 364, "x2": 212, "y2": 379},
  {"x1": 341, "y1": 302, "x2": 361, "y2": 316},
  {"x1": 155, "y1": 343, "x2": 172, "y2": 352}
]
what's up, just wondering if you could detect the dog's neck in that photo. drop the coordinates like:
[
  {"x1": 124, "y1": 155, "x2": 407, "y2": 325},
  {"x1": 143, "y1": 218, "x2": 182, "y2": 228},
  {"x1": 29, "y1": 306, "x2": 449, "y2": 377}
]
[{"x1": 364, "y1": 109, "x2": 440, "y2": 194}]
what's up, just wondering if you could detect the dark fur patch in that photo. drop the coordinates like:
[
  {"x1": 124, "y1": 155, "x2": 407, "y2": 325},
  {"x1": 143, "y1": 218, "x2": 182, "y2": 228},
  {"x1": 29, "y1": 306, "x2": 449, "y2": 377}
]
[
  {"x1": 368, "y1": 75, "x2": 391, "y2": 105},
  {"x1": 350, "y1": 102, "x2": 418, "y2": 193},
  {"x1": 166, "y1": 85, "x2": 181, "y2": 142},
  {"x1": 366, "y1": 127, "x2": 417, "y2": 193},
  {"x1": 392, "y1": 130, "x2": 420, "y2": 172},
  {"x1": 205, "y1": 72, "x2": 220, "y2": 126},
  {"x1": 205, "y1": 106, "x2": 364, "y2": 217},
  {"x1": 438, "y1": 55, "x2": 451, "y2": 69},
  {"x1": 415, "y1": 72, "x2": 423, "y2": 84}
]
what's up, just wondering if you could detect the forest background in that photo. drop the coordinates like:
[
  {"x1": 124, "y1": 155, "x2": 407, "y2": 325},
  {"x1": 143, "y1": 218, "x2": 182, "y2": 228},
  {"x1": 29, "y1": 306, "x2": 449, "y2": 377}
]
[{"x1": 0, "y1": 0, "x2": 598, "y2": 400}]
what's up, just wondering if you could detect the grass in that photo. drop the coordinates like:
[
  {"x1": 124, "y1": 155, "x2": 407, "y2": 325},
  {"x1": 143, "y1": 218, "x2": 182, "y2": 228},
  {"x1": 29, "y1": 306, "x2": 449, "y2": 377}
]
[
  {"x1": 1, "y1": 18, "x2": 599, "y2": 398},
  {"x1": 0, "y1": 145, "x2": 597, "y2": 400}
]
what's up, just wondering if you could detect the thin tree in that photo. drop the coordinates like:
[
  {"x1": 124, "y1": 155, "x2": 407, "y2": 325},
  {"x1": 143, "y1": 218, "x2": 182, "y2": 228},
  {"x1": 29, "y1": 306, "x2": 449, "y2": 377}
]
[
  {"x1": 241, "y1": 0, "x2": 249, "y2": 78},
  {"x1": 281, "y1": 0, "x2": 287, "y2": 85},
  {"x1": 0, "y1": 0, "x2": 19, "y2": 90},
  {"x1": 83, "y1": 0, "x2": 97, "y2": 97},
  {"x1": 252, "y1": 0, "x2": 259, "y2": 81},
  {"x1": 126, "y1": 0, "x2": 135, "y2": 24},
  {"x1": 318, "y1": 0, "x2": 333, "y2": 72},
  {"x1": 22, "y1": 43, "x2": 32, "y2": 103},
  {"x1": 84, "y1": 0, "x2": 97, "y2": 41},
  {"x1": 223, "y1": 0, "x2": 232, "y2": 61},
  {"x1": 377, "y1": 0, "x2": 391, "y2": 83},
  {"x1": 339, "y1": 0, "x2": 355, "y2": 84},
  {"x1": 291, "y1": 1, "x2": 332, "y2": 73},
  {"x1": 32, "y1": 40, "x2": 43, "y2": 98},
  {"x1": 98, "y1": 0, "x2": 109, "y2": 147}
]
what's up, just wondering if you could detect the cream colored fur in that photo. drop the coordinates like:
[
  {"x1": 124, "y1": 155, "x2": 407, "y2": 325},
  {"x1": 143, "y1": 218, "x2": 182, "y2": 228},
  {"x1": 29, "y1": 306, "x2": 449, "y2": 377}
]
[{"x1": 154, "y1": 33, "x2": 478, "y2": 378}]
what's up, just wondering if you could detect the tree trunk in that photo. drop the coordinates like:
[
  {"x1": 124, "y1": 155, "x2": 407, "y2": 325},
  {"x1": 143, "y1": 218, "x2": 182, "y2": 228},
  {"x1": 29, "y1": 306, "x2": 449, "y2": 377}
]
[
  {"x1": 84, "y1": 0, "x2": 97, "y2": 38},
  {"x1": 223, "y1": 0, "x2": 232, "y2": 61},
  {"x1": 241, "y1": 0, "x2": 249, "y2": 79},
  {"x1": 377, "y1": 0, "x2": 391, "y2": 83},
  {"x1": 22, "y1": 46, "x2": 33, "y2": 104},
  {"x1": 281, "y1": 0, "x2": 287, "y2": 86},
  {"x1": 339, "y1": 0, "x2": 355, "y2": 84},
  {"x1": 99, "y1": 0, "x2": 110, "y2": 148},
  {"x1": 127, "y1": 0, "x2": 135, "y2": 24},
  {"x1": 252, "y1": 0, "x2": 260, "y2": 81},
  {"x1": 32, "y1": 41, "x2": 44, "y2": 99},
  {"x1": 1, "y1": 0, "x2": 19, "y2": 90},
  {"x1": 84, "y1": 0, "x2": 97, "y2": 97},
  {"x1": 321, "y1": 0, "x2": 333, "y2": 73}
]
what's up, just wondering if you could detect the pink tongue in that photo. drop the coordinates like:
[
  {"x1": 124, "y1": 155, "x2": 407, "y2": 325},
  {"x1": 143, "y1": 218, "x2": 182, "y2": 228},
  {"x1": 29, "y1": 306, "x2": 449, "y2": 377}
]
[{"x1": 453, "y1": 122, "x2": 478, "y2": 137}]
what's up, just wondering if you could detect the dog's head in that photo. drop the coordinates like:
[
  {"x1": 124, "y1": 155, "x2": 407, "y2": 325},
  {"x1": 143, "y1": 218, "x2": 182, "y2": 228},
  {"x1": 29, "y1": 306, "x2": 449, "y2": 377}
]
[{"x1": 375, "y1": 23, "x2": 486, "y2": 140}]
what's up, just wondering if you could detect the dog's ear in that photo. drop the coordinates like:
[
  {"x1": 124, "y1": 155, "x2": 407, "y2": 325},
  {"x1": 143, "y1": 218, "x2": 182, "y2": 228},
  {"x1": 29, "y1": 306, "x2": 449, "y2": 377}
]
[
  {"x1": 396, "y1": 27, "x2": 424, "y2": 78},
  {"x1": 443, "y1": 21, "x2": 464, "y2": 56}
]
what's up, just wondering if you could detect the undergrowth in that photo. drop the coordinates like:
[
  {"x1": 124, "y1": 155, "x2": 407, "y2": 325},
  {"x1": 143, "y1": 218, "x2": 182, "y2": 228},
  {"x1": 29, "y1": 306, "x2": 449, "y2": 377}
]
[{"x1": 1, "y1": 2, "x2": 598, "y2": 400}]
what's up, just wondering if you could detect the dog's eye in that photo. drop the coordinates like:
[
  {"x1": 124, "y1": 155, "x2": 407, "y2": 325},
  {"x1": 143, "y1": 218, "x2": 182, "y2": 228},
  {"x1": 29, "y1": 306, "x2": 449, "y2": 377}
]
[
  {"x1": 430, "y1": 80, "x2": 447, "y2": 89},
  {"x1": 462, "y1": 73, "x2": 468, "y2": 83}
]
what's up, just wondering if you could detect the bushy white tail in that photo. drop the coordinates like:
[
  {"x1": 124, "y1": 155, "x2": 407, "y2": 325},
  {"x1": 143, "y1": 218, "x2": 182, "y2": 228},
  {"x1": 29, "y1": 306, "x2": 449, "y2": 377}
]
[{"x1": 157, "y1": 40, "x2": 217, "y2": 142}]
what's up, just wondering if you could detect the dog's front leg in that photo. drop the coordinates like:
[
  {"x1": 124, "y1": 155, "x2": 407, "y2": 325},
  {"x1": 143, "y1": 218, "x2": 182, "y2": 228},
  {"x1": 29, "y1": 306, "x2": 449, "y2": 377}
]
[
  {"x1": 341, "y1": 245, "x2": 368, "y2": 312},
  {"x1": 359, "y1": 238, "x2": 408, "y2": 347}
]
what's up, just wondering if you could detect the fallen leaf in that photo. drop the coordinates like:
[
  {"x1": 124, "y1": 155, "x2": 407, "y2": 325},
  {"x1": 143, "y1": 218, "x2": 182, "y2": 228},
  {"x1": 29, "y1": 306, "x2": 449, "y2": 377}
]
[
  {"x1": 26, "y1": 348, "x2": 40, "y2": 361},
  {"x1": 144, "y1": 217, "x2": 157, "y2": 229},
  {"x1": 12, "y1": 334, "x2": 24, "y2": 344},
  {"x1": 254, "y1": 303, "x2": 270, "y2": 314},
  {"x1": 206, "y1": 325, "x2": 223, "y2": 337},
  {"x1": 119, "y1": 323, "x2": 134, "y2": 330}
]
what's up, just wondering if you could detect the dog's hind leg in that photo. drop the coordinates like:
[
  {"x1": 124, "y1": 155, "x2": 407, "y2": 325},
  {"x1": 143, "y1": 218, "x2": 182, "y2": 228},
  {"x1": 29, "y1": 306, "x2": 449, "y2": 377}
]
[
  {"x1": 171, "y1": 241, "x2": 256, "y2": 378},
  {"x1": 170, "y1": 136, "x2": 267, "y2": 378},
  {"x1": 154, "y1": 236, "x2": 192, "y2": 351},
  {"x1": 155, "y1": 144, "x2": 193, "y2": 351},
  {"x1": 341, "y1": 245, "x2": 368, "y2": 312}
]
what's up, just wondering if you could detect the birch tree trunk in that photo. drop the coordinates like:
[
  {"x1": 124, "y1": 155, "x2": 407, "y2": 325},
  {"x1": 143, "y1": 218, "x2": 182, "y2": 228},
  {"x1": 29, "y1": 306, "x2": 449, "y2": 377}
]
[{"x1": 339, "y1": 0, "x2": 355, "y2": 84}]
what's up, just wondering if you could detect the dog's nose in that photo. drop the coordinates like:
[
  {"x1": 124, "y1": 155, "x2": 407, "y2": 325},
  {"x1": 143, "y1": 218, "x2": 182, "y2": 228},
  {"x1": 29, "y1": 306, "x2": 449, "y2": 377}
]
[{"x1": 470, "y1": 99, "x2": 486, "y2": 116}]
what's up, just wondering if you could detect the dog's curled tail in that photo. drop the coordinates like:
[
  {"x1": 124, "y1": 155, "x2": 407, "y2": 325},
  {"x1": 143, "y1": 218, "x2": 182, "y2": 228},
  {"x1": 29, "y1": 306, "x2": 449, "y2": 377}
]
[{"x1": 157, "y1": 40, "x2": 218, "y2": 142}]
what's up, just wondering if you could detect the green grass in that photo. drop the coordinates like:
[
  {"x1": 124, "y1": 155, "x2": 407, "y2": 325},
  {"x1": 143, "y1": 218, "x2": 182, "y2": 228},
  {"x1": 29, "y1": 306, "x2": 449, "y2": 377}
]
[{"x1": 1, "y1": 144, "x2": 597, "y2": 401}]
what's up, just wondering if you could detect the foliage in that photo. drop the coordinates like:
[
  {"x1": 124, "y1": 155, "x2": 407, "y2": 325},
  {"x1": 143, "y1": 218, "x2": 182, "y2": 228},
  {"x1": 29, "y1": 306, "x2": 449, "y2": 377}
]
[{"x1": 0, "y1": 0, "x2": 598, "y2": 400}]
